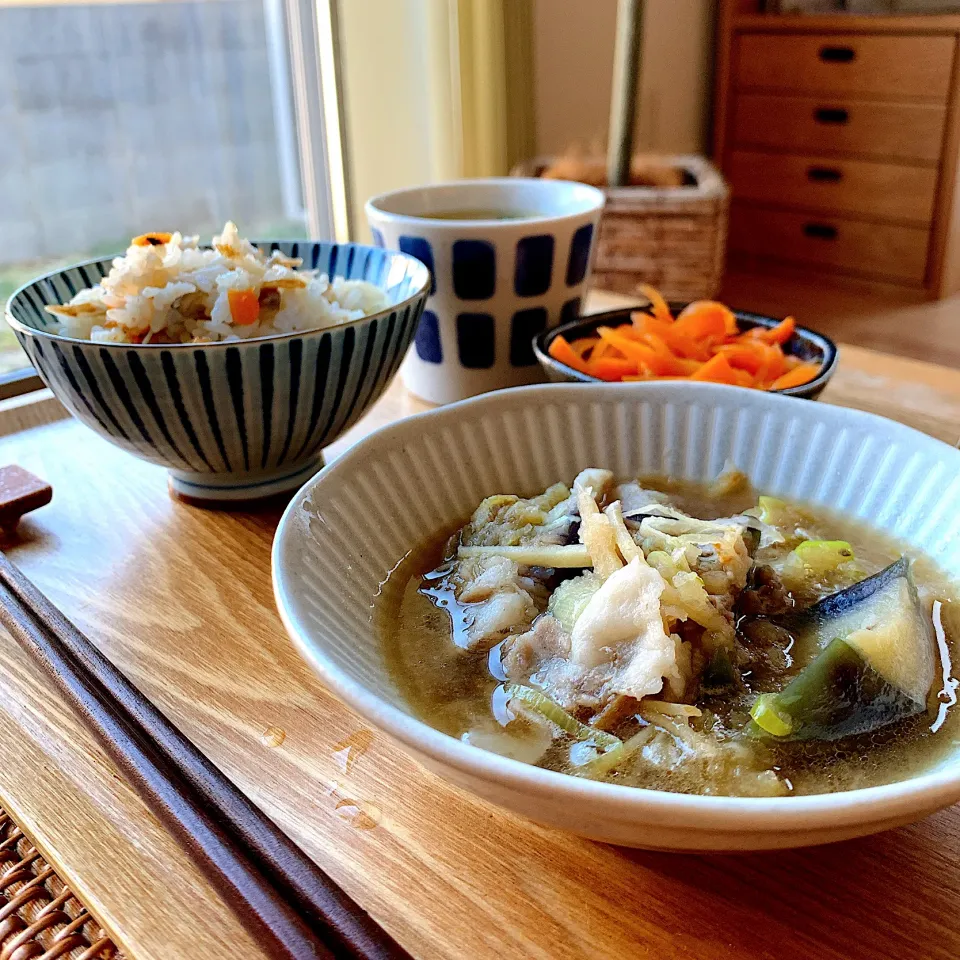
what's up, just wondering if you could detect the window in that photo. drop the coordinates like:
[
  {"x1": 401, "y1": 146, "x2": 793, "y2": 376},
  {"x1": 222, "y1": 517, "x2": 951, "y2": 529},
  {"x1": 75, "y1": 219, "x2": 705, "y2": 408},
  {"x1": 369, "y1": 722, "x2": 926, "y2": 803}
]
[
  {"x1": 0, "y1": 0, "x2": 534, "y2": 398},
  {"x1": 0, "y1": 0, "x2": 322, "y2": 393}
]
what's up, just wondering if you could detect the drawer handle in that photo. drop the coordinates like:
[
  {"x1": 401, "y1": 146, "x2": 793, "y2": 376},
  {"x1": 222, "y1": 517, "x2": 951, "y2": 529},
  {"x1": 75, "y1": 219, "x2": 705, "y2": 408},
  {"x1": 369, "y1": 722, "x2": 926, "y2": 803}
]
[
  {"x1": 807, "y1": 166, "x2": 843, "y2": 183},
  {"x1": 814, "y1": 107, "x2": 849, "y2": 125},
  {"x1": 819, "y1": 45, "x2": 856, "y2": 63},
  {"x1": 803, "y1": 223, "x2": 838, "y2": 240}
]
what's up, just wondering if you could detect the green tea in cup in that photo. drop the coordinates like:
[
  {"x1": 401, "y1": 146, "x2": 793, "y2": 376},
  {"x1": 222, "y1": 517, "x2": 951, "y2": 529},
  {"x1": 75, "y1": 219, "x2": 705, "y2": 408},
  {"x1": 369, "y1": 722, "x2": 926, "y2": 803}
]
[
  {"x1": 417, "y1": 208, "x2": 538, "y2": 221},
  {"x1": 365, "y1": 177, "x2": 604, "y2": 404}
]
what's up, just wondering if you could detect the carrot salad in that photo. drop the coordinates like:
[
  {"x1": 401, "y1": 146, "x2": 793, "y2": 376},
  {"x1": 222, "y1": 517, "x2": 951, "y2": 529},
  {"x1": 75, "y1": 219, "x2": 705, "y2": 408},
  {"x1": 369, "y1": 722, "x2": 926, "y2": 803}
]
[{"x1": 548, "y1": 286, "x2": 820, "y2": 391}]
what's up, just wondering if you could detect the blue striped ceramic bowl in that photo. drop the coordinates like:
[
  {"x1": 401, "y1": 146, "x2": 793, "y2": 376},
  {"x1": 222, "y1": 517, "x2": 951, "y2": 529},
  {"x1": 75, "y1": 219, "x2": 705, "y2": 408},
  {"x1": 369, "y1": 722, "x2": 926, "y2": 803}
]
[{"x1": 5, "y1": 241, "x2": 430, "y2": 502}]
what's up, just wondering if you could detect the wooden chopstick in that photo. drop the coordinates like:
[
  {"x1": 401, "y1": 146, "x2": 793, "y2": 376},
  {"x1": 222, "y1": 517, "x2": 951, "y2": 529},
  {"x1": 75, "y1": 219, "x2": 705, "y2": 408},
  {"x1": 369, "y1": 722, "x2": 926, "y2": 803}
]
[{"x1": 0, "y1": 551, "x2": 410, "y2": 960}]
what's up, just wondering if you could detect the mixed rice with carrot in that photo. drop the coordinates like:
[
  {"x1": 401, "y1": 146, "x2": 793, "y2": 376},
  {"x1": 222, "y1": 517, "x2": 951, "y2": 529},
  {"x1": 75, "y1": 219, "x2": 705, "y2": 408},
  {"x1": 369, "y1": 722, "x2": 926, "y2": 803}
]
[{"x1": 45, "y1": 222, "x2": 389, "y2": 344}]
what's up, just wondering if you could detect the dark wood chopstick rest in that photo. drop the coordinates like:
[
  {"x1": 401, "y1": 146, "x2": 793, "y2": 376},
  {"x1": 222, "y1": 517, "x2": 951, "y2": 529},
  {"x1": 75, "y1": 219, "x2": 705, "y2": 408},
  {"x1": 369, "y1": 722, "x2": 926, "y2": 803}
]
[{"x1": 0, "y1": 466, "x2": 52, "y2": 532}]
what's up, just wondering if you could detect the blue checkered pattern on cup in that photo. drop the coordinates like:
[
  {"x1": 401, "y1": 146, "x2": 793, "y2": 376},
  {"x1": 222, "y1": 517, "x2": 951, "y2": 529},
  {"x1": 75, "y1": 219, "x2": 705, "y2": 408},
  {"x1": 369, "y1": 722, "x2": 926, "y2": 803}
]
[{"x1": 366, "y1": 178, "x2": 605, "y2": 404}]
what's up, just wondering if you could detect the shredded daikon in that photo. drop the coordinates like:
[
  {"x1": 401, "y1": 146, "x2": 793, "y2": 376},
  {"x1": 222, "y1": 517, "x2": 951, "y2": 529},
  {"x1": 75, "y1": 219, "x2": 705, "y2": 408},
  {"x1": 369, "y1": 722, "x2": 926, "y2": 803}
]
[{"x1": 457, "y1": 544, "x2": 592, "y2": 568}]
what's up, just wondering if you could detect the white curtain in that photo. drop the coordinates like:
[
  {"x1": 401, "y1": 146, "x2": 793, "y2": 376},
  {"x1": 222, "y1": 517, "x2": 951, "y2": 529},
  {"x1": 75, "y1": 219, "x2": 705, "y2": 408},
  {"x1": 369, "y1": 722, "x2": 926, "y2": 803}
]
[{"x1": 337, "y1": 0, "x2": 463, "y2": 241}]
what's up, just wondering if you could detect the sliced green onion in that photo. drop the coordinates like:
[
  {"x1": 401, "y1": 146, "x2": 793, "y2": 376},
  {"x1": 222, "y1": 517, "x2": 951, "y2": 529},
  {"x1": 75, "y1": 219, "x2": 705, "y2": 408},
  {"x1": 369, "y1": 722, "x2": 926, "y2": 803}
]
[
  {"x1": 547, "y1": 573, "x2": 601, "y2": 635},
  {"x1": 782, "y1": 540, "x2": 855, "y2": 583},
  {"x1": 794, "y1": 539, "x2": 854, "y2": 563},
  {"x1": 757, "y1": 496, "x2": 788, "y2": 525},
  {"x1": 504, "y1": 684, "x2": 621, "y2": 751},
  {"x1": 750, "y1": 693, "x2": 794, "y2": 737}
]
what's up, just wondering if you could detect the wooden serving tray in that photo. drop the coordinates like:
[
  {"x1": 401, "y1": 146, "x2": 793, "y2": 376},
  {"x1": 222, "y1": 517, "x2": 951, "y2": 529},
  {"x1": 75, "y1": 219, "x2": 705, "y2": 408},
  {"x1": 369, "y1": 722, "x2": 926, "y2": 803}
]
[{"x1": 0, "y1": 300, "x2": 958, "y2": 959}]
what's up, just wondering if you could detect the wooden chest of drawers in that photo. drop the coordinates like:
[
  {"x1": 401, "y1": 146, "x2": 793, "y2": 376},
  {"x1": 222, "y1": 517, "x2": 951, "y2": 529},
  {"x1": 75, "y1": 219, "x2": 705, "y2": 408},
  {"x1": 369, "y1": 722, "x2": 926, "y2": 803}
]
[
  {"x1": 727, "y1": 150, "x2": 938, "y2": 224},
  {"x1": 714, "y1": 4, "x2": 960, "y2": 297},
  {"x1": 736, "y1": 32, "x2": 955, "y2": 100},
  {"x1": 732, "y1": 95, "x2": 947, "y2": 165}
]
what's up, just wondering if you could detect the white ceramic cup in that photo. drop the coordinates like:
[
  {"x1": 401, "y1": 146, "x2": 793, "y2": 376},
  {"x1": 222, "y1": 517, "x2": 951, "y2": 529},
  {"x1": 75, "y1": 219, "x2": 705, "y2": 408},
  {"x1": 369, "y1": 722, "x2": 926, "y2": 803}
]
[{"x1": 365, "y1": 178, "x2": 605, "y2": 404}]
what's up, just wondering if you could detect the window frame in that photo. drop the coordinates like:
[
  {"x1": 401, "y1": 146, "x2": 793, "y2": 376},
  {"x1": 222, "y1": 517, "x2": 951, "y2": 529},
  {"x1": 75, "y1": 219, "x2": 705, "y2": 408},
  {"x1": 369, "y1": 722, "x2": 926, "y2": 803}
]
[
  {"x1": 2, "y1": 0, "x2": 347, "y2": 402},
  {"x1": 0, "y1": 370, "x2": 44, "y2": 402},
  {"x1": 284, "y1": 0, "x2": 349, "y2": 241}
]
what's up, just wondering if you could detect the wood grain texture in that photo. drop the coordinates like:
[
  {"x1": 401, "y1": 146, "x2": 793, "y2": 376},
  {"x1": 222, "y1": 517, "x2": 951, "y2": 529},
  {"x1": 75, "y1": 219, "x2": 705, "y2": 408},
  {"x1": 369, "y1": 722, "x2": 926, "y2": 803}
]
[
  {"x1": 735, "y1": 12, "x2": 960, "y2": 34},
  {"x1": 0, "y1": 617, "x2": 263, "y2": 960},
  {"x1": 713, "y1": 13, "x2": 960, "y2": 296},
  {"x1": 928, "y1": 37, "x2": 960, "y2": 297},
  {"x1": 718, "y1": 268, "x2": 960, "y2": 369},
  {"x1": 729, "y1": 202, "x2": 930, "y2": 284},
  {"x1": 710, "y1": 0, "x2": 739, "y2": 165},
  {"x1": 731, "y1": 94, "x2": 947, "y2": 166},
  {"x1": 0, "y1": 390, "x2": 70, "y2": 439},
  {"x1": 0, "y1": 293, "x2": 959, "y2": 960},
  {"x1": 727, "y1": 149, "x2": 938, "y2": 225},
  {"x1": 735, "y1": 32, "x2": 955, "y2": 100}
]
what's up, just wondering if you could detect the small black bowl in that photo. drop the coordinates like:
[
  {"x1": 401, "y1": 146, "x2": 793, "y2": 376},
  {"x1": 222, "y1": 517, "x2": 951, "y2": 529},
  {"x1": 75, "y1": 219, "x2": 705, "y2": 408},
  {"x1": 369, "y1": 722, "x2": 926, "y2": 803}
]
[{"x1": 533, "y1": 305, "x2": 838, "y2": 400}]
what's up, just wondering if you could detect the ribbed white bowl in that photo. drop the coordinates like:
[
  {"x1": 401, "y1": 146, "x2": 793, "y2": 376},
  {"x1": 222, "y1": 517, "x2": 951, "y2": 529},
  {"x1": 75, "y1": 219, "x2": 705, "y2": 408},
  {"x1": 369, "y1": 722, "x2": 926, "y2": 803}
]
[{"x1": 273, "y1": 382, "x2": 960, "y2": 851}]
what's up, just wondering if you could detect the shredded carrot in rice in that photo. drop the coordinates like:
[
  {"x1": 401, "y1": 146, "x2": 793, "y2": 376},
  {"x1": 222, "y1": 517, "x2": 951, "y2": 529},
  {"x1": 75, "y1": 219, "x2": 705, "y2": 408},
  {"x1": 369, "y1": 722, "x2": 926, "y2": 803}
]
[
  {"x1": 227, "y1": 289, "x2": 261, "y2": 326},
  {"x1": 547, "y1": 286, "x2": 820, "y2": 391},
  {"x1": 131, "y1": 232, "x2": 173, "y2": 247}
]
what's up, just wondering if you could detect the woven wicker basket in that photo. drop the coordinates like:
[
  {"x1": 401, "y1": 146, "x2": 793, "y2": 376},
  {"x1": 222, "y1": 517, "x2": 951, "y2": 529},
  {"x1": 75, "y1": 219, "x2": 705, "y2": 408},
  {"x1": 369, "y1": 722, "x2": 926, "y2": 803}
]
[
  {"x1": 0, "y1": 809, "x2": 123, "y2": 959},
  {"x1": 512, "y1": 155, "x2": 729, "y2": 302}
]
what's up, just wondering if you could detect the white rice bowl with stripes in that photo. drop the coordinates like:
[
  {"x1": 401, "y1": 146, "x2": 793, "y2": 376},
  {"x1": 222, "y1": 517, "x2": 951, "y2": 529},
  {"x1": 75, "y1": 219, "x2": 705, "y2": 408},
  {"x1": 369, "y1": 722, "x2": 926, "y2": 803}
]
[{"x1": 45, "y1": 222, "x2": 390, "y2": 345}]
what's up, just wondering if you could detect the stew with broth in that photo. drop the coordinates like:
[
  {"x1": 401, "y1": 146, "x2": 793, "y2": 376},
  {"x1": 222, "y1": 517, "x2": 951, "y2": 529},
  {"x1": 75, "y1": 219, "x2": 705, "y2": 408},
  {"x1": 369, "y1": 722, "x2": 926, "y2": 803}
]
[{"x1": 380, "y1": 470, "x2": 959, "y2": 797}]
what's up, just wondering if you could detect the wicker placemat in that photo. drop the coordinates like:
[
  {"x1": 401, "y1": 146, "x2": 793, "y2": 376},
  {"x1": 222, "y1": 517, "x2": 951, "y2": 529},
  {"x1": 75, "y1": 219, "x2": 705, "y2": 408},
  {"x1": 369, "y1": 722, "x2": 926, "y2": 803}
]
[{"x1": 0, "y1": 808, "x2": 123, "y2": 960}]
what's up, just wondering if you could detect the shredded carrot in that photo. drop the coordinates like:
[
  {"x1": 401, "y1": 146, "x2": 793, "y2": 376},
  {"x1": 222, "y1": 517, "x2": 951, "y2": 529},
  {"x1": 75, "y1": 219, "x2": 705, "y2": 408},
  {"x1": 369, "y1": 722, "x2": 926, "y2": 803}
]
[
  {"x1": 591, "y1": 338, "x2": 616, "y2": 360},
  {"x1": 132, "y1": 232, "x2": 173, "y2": 247},
  {"x1": 636, "y1": 284, "x2": 674, "y2": 324},
  {"x1": 548, "y1": 334, "x2": 592, "y2": 375},
  {"x1": 589, "y1": 357, "x2": 637, "y2": 381},
  {"x1": 632, "y1": 311, "x2": 712, "y2": 360},
  {"x1": 670, "y1": 335, "x2": 712, "y2": 362},
  {"x1": 546, "y1": 287, "x2": 820, "y2": 392},
  {"x1": 716, "y1": 341, "x2": 779, "y2": 376},
  {"x1": 768, "y1": 348, "x2": 788, "y2": 380},
  {"x1": 745, "y1": 315, "x2": 795, "y2": 345},
  {"x1": 609, "y1": 324, "x2": 647, "y2": 343},
  {"x1": 689, "y1": 353, "x2": 740, "y2": 385},
  {"x1": 640, "y1": 332, "x2": 702, "y2": 375},
  {"x1": 770, "y1": 363, "x2": 820, "y2": 390},
  {"x1": 227, "y1": 289, "x2": 261, "y2": 326},
  {"x1": 674, "y1": 301, "x2": 737, "y2": 342},
  {"x1": 596, "y1": 327, "x2": 661, "y2": 370},
  {"x1": 630, "y1": 312, "x2": 673, "y2": 339}
]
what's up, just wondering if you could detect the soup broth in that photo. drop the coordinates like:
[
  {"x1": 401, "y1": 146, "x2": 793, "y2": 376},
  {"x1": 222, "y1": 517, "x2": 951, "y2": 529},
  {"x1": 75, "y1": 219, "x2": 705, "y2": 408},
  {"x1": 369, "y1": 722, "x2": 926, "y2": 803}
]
[
  {"x1": 378, "y1": 471, "x2": 960, "y2": 798},
  {"x1": 415, "y1": 208, "x2": 539, "y2": 221}
]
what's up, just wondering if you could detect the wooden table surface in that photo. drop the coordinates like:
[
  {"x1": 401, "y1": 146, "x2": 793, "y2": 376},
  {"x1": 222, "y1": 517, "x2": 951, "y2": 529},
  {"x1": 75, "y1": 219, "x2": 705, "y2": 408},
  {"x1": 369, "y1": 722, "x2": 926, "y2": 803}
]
[{"x1": 0, "y1": 293, "x2": 959, "y2": 960}]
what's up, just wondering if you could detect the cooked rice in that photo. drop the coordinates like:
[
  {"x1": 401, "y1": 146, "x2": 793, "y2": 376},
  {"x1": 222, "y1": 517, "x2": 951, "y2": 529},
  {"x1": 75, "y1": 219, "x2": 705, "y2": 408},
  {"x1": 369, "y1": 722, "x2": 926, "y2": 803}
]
[{"x1": 45, "y1": 222, "x2": 390, "y2": 344}]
